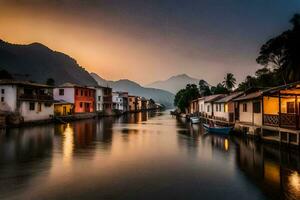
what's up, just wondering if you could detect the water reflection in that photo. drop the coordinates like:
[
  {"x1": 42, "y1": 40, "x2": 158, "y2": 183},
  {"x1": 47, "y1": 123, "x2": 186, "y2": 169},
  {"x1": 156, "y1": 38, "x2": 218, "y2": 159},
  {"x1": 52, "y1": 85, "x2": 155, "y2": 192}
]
[{"x1": 0, "y1": 111, "x2": 298, "y2": 199}]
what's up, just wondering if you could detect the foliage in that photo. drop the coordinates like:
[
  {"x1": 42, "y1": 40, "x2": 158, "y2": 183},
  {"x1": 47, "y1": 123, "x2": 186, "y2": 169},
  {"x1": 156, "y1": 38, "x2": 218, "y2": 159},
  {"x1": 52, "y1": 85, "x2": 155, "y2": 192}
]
[
  {"x1": 46, "y1": 78, "x2": 55, "y2": 86},
  {"x1": 174, "y1": 84, "x2": 199, "y2": 112},
  {"x1": 199, "y1": 79, "x2": 211, "y2": 96},
  {"x1": 0, "y1": 69, "x2": 13, "y2": 79},
  {"x1": 222, "y1": 73, "x2": 236, "y2": 91},
  {"x1": 211, "y1": 83, "x2": 229, "y2": 94}
]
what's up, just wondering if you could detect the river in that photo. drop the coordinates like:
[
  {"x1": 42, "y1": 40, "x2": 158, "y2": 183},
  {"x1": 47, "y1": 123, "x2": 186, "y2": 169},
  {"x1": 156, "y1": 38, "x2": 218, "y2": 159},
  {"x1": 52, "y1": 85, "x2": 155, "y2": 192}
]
[{"x1": 0, "y1": 111, "x2": 299, "y2": 200}]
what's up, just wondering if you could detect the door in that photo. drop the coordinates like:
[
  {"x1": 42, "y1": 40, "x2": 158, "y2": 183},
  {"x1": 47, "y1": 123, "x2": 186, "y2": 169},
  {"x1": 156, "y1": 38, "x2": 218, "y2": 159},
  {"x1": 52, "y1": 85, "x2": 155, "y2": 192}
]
[
  {"x1": 235, "y1": 102, "x2": 240, "y2": 120},
  {"x1": 63, "y1": 106, "x2": 67, "y2": 116}
]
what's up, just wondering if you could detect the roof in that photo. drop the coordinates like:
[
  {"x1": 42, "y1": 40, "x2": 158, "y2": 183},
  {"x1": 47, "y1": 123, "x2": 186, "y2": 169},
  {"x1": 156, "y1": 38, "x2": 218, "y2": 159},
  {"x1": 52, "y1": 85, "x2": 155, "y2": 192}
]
[
  {"x1": 204, "y1": 94, "x2": 225, "y2": 103},
  {"x1": 215, "y1": 92, "x2": 243, "y2": 103},
  {"x1": 233, "y1": 91, "x2": 263, "y2": 101},
  {"x1": 262, "y1": 81, "x2": 300, "y2": 95},
  {"x1": 0, "y1": 79, "x2": 53, "y2": 88},
  {"x1": 57, "y1": 82, "x2": 95, "y2": 90}
]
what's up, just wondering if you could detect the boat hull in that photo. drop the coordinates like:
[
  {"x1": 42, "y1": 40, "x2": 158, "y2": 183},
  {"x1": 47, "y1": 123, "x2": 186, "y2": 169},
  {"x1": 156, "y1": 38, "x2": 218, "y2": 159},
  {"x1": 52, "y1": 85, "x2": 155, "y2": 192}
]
[{"x1": 203, "y1": 124, "x2": 232, "y2": 135}]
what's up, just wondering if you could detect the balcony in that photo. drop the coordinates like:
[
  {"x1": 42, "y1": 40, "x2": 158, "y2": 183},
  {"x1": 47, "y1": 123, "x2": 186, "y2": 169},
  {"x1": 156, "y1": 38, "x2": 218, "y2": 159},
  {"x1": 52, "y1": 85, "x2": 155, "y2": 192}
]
[
  {"x1": 264, "y1": 113, "x2": 299, "y2": 129},
  {"x1": 18, "y1": 94, "x2": 53, "y2": 101}
]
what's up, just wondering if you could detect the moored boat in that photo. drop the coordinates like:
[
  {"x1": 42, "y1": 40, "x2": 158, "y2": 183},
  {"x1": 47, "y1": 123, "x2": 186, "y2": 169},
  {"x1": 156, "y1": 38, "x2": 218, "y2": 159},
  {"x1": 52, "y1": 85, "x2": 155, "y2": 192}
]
[
  {"x1": 190, "y1": 117, "x2": 200, "y2": 124},
  {"x1": 203, "y1": 123, "x2": 232, "y2": 135}
]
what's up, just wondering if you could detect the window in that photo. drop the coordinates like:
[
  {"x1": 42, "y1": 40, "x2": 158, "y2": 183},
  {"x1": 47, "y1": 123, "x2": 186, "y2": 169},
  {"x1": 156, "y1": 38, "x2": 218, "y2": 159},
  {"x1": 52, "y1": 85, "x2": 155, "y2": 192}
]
[
  {"x1": 59, "y1": 89, "x2": 64, "y2": 96},
  {"x1": 1, "y1": 89, "x2": 4, "y2": 94},
  {"x1": 287, "y1": 102, "x2": 295, "y2": 113},
  {"x1": 29, "y1": 102, "x2": 35, "y2": 111},
  {"x1": 1, "y1": 97, "x2": 4, "y2": 102},
  {"x1": 207, "y1": 105, "x2": 210, "y2": 112},
  {"x1": 81, "y1": 90, "x2": 83, "y2": 96},
  {"x1": 80, "y1": 102, "x2": 83, "y2": 108},
  {"x1": 253, "y1": 102, "x2": 261, "y2": 113},
  {"x1": 75, "y1": 89, "x2": 79, "y2": 96},
  {"x1": 85, "y1": 90, "x2": 88, "y2": 96},
  {"x1": 98, "y1": 96, "x2": 101, "y2": 101},
  {"x1": 242, "y1": 103, "x2": 247, "y2": 112}
]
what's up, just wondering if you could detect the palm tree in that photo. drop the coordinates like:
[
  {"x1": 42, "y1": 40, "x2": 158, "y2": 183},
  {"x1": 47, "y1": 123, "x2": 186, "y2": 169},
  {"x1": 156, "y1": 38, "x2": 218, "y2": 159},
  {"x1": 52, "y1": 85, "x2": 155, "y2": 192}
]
[{"x1": 222, "y1": 73, "x2": 236, "y2": 91}]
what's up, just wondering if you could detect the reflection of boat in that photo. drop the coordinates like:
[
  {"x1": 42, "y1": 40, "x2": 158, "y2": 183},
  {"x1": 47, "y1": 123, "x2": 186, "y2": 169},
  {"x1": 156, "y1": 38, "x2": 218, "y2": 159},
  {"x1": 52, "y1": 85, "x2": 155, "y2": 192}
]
[
  {"x1": 203, "y1": 124, "x2": 232, "y2": 135},
  {"x1": 190, "y1": 117, "x2": 200, "y2": 124}
]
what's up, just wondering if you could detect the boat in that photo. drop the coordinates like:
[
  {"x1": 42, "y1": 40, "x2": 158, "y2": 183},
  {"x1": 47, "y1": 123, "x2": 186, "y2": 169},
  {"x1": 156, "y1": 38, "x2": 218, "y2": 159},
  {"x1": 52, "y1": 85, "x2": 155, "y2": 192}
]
[
  {"x1": 203, "y1": 123, "x2": 232, "y2": 135},
  {"x1": 190, "y1": 117, "x2": 200, "y2": 124}
]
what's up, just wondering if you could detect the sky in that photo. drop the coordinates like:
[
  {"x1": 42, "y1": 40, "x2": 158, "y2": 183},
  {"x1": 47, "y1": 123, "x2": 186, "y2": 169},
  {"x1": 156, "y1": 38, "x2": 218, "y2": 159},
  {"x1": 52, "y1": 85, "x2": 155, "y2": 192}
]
[{"x1": 0, "y1": 0, "x2": 300, "y2": 86}]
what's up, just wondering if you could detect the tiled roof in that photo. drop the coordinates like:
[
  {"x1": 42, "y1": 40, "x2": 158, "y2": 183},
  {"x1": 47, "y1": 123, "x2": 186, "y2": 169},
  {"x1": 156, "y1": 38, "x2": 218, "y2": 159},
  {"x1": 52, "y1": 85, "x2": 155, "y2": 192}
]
[
  {"x1": 215, "y1": 92, "x2": 243, "y2": 103},
  {"x1": 0, "y1": 79, "x2": 53, "y2": 88}
]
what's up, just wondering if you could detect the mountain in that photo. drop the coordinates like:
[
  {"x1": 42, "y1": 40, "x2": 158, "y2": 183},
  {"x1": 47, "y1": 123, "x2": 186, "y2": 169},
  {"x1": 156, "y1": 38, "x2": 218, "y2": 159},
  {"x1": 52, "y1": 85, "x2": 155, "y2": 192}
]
[
  {"x1": 0, "y1": 39, "x2": 97, "y2": 86},
  {"x1": 91, "y1": 73, "x2": 174, "y2": 108},
  {"x1": 146, "y1": 74, "x2": 201, "y2": 94}
]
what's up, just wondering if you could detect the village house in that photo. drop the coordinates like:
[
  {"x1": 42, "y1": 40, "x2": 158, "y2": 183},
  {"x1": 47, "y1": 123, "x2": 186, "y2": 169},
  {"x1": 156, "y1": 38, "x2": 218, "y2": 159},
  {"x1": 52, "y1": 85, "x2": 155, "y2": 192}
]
[
  {"x1": 93, "y1": 86, "x2": 104, "y2": 113},
  {"x1": 0, "y1": 80, "x2": 54, "y2": 123},
  {"x1": 54, "y1": 83, "x2": 95, "y2": 113},
  {"x1": 102, "y1": 86, "x2": 113, "y2": 114},
  {"x1": 54, "y1": 100, "x2": 73, "y2": 116},
  {"x1": 112, "y1": 91, "x2": 129, "y2": 113},
  {"x1": 141, "y1": 97, "x2": 148, "y2": 110},
  {"x1": 213, "y1": 92, "x2": 243, "y2": 122},
  {"x1": 234, "y1": 82, "x2": 300, "y2": 145},
  {"x1": 202, "y1": 94, "x2": 225, "y2": 117},
  {"x1": 128, "y1": 95, "x2": 137, "y2": 112}
]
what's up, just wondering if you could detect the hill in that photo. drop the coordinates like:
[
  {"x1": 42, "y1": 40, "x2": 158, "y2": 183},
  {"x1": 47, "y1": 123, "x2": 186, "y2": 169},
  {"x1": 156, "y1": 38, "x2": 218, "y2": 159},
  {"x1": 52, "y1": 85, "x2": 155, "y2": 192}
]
[
  {"x1": 0, "y1": 40, "x2": 97, "y2": 86},
  {"x1": 146, "y1": 74, "x2": 201, "y2": 94}
]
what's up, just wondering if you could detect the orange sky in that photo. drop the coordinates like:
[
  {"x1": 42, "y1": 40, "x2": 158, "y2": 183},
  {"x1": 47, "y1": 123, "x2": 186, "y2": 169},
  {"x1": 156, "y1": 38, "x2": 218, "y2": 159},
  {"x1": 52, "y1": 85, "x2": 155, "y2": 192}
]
[{"x1": 1, "y1": 1, "x2": 293, "y2": 85}]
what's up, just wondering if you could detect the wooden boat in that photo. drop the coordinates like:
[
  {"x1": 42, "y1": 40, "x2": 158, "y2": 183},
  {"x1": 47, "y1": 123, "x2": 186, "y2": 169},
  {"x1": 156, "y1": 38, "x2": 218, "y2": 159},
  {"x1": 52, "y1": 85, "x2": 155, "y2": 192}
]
[
  {"x1": 190, "y1": 117, "x2": 200, "y2": 124},
  {"x1": 203, "y1": 124, "x2": 232, "y2": 135}
]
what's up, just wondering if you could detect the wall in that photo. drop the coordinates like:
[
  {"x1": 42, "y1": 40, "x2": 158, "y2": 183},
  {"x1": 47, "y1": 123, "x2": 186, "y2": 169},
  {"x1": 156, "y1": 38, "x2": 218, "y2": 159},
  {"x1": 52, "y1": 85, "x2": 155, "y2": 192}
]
[
  {"x1": 204, "y1": 102, "x2": 213, "y2": 116},
  {"x1": 198, "y1": 99, "x2": 205, "y2": 112},
  {"x1": 53, "y1": 88, "x2": 75, "y2": 103},
  {"x1": 95, "y1": 88, "x2": 103, "y2": 112},
  {"x1": 239, "y1": 100, "x2": 262, "y2": 126},
  {"x1": 263, "y1": 96, "x2": 279, "y2": 115},
  {"x1": 0, "y1": 85, "x2": 17, "y2": 112},
  {"x1": 214, "y1": 103, "x2": 229, "y2": 120},
  {"x1": 19, "y1": 101, "x2": 54, "y2": 122},
  {"x1": 74, "y1": 87, "x2": 95, "y2": 113}
]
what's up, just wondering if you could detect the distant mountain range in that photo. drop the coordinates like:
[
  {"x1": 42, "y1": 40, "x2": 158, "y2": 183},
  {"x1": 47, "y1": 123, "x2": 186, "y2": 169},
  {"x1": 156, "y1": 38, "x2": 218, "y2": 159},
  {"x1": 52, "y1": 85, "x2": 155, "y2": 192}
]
[
  {"x1": 91, "y1": 73, "x2": 174, "y2": 108},
  {"x1": 0, "y1": 39, "x2": 97, "y2": 86},
  {"x1": 146, "y1": 74, "x2": 201, "y2": 94}
]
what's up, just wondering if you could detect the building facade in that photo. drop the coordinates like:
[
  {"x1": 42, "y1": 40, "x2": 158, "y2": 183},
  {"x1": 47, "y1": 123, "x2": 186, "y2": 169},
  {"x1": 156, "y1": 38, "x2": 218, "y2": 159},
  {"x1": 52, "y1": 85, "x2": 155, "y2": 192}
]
[
  {"x1": 54, "y1": 83, "x2": 95, "y2": 113},
  {"x1": 0, "y1": 80, "x2": 54, "y2": 122}
]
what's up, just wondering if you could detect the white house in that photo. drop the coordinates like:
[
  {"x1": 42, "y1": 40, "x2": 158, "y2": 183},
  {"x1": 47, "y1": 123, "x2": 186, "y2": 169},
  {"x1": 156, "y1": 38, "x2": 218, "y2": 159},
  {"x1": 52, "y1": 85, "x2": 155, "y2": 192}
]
[
  {"x1": 213, "y1": 92, "x2": 243, "y2": 122},
  {"x1": 0, "y1": 80, "x2": 54, "y2": 122},
  {"x1": 112, "y1": 91, "x2": 129, "y2": 112},
  {"x1": 203, "y1": 94, "x2": 225, "y2": 117},
  {"x1": 233, "y1": 91, "x2": 263, "y2": 126},
  {"x1": 93, "y1": 86, "x2": 104, "y2": 112}
]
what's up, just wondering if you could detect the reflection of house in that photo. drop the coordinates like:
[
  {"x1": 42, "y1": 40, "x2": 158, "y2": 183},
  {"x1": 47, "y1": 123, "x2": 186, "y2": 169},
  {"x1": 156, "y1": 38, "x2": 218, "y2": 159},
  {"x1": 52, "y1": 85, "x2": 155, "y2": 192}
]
[
  {"x1": 0, "y1": 80, "x2": 54, "y2": 123},
  {"x1": 54, "y1": 83, "x2": 95, "y2": 113},
  {"x1": 214, "y1": 92, "x2": 243, "y2": 122}
]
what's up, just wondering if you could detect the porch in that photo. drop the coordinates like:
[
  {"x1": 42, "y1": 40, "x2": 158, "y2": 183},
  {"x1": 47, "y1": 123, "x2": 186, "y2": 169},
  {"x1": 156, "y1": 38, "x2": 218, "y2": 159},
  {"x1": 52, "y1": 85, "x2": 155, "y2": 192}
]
[{"x1": 263, "y1": 84, "x2": 300, "y2": 130}]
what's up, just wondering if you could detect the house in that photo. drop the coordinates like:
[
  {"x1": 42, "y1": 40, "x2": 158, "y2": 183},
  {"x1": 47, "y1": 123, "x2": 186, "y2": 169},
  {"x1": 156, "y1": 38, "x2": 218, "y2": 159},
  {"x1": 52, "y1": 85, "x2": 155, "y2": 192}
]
[
  {"x1": 203, "y1": 94, "x2": 225, "y2": 117},
  {"x1": 54, "y1": 100, "x2": 73, "y2": 116},
  {"x1": 102, "y1": 86, "x2": 113, "y2": 114},
  {"x1": 190, "y1": 99, "x2": 199, "y2": 114},
  {"x1": 141, "y1": 97, "x2": 147, "y2": 110},
  {"x1": 93, "y1": 86, "x2": 104, "y2": 113},
  {"x1": 54, "y1": 83, "x2": 95, "y2": 113},
  {"x1": 0, "y1": 80, "x2": 54, "y2": 123},
  {"x1": 112, "y1": 91, "x2": 129, "y2": 113},
  {"x1": 128, "y1": 95, "x2": 137, "y2": 112},
  {"x1": 136, "y1": 96, "x2": 142, "y2": 111},
  {"x1": 213, "y1": 92, "x2": 243, "y2": 122}
]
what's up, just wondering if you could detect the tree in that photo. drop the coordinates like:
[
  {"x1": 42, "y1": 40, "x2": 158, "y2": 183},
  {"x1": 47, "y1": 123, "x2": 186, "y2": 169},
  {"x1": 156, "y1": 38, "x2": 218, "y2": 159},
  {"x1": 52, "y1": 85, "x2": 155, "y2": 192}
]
[
  {"x1": 46, "y1": 78, "x2": 55, "y2": 86},
  {"x1": 256, "y1": 13, "x2": 300, "y2": 83},
  {"x1": 211, "y1": 83, "x2": 229, "y2": 94},
  {"x1": 0, "y1": 69, "x2": 13, "y2": 79},
  {"x1": 222, "y1": 73, "x2": 236, "y2": 91},
  {"x1": 174, "y1": 84, "x2": 200, "y2": 113},
  {"x1": 199, "y1": 79, "x2": 211, "y2": 96}
]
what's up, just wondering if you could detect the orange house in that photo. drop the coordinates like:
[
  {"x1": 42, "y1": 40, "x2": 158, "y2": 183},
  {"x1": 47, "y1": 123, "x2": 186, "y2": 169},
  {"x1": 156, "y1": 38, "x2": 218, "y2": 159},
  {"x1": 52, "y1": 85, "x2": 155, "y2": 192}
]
[{"x1": 54, "y1": 83, "x2": 95, "y2": 113}]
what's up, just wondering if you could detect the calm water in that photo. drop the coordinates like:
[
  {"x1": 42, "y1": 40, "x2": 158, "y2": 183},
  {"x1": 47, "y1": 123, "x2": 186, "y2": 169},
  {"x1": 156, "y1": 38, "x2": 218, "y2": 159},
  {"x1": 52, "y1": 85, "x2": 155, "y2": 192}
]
[{"x1": 0, "y1": 111, "x2": 299, "y2": 200}]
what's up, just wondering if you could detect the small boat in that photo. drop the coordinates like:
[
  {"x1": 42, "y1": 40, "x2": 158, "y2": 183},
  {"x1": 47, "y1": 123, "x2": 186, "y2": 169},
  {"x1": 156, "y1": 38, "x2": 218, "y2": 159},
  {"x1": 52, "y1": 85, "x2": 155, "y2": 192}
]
[
  {"x1": 190, "y1": 117, "x2": 200, "y2": 124},
  {"x1": 203, "y1": 123, "x2": 232, "y2": 135}
]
